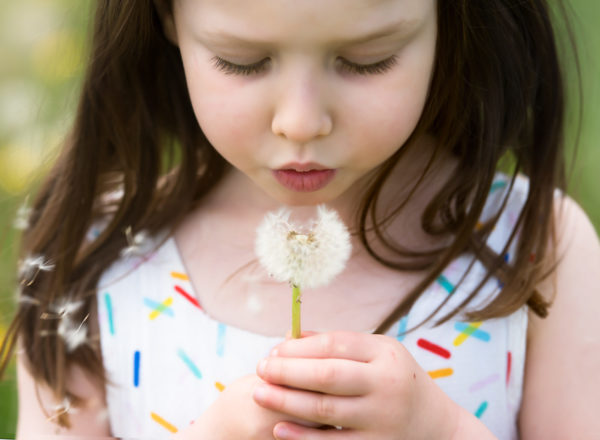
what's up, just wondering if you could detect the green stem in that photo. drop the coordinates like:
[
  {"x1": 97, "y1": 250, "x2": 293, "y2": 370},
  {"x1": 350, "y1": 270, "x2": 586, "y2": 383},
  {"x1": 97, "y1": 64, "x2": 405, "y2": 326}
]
[{"x1": 292, "y1": 284, "x2": 301, "y2": 339}]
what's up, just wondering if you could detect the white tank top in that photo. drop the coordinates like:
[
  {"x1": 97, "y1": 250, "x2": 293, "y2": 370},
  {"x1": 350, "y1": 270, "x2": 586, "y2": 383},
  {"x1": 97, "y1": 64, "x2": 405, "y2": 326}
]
[{"x1": 97, "y1": 173, "x2": 533, "y2": 439}]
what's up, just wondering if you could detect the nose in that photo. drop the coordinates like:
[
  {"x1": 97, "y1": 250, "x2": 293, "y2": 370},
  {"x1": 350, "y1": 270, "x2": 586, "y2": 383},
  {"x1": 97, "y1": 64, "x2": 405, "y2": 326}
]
[{"x1": 271, "y1": 73, "x2": 333, "y2": 144}]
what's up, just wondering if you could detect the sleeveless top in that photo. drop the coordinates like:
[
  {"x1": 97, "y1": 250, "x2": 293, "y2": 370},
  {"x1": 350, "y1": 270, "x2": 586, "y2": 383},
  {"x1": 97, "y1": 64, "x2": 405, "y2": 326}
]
[{"x1": 96, "y1": 173, "x2": 533, "y2": 440}]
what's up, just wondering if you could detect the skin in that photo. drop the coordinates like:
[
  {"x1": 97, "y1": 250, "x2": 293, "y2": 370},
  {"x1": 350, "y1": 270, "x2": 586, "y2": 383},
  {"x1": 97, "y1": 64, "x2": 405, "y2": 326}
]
[
  {"x1": 14, "y1": 0, "x2": 600, "y2": 438},
  {"x1": 170, "y1": 0, "x2": 437, "y2": 209},
  {"x1": 165, "y1": 0, "x2": 491, "y2": 438}
]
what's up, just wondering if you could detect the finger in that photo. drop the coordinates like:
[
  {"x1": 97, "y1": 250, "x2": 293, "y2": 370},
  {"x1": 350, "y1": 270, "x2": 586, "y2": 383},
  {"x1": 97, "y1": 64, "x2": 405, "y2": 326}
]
[
  {"x1": 272, "y1": 331, "x2": 383, "y2": 362},
  {"x1": 253, "y1": 383, "x2": 368, "y2": 428},
  {"x1": 285, "y1": 330, "x2": 320, "y2": 340},
  {"x1": 257, "y1": 356, "x2": 371, "y2": 396},
  {"x1": 274, "y1": 422, "x2": 362, "y2": 440}
]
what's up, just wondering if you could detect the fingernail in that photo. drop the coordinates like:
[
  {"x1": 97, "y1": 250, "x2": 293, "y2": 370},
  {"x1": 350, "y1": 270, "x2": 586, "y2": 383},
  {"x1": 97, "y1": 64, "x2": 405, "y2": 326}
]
[
  {"x1": 253, "y1": 384, "x2": 267, "y2": 404},
  {"x1": 257, "y1": 359, "x2": 267, "y2": 375},
  {"x1": 274, "y1": 424, "x2": 291, "y2": 439},
  {"x1": 270, "y1": 347, "x2": 279, "y2": 356}
]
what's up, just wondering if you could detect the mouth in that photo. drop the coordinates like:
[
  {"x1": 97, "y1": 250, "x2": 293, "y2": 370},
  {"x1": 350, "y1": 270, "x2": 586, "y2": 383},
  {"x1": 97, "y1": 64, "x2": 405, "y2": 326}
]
[{"x1": 272, "y1": 167, "x2": 337, "y2": 192}]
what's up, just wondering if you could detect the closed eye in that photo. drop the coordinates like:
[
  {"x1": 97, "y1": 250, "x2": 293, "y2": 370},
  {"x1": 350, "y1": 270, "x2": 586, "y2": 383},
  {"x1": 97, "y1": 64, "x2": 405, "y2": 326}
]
[
  {"x1": 210, "y1": 54, "x2": 399, "y2": 76},
  {"x1": 211, "y1": 56, "x2": 271, "y2": 76},
  {"x1": 336, "y1": 55, "x2": 398, "y2": 75}
]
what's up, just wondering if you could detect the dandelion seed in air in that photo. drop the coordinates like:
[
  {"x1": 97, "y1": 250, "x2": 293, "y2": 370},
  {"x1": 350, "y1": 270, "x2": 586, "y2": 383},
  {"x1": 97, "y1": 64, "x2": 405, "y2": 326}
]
[
  {"x1": 47, "y1": 397, "x2": 78, "y2": 422},
  {"x1": 13, "y1": 196, "x2": 32, "y2": 230},
  {"x1": 255, "y1": 205, "x2": 351, "y2": 338},
  {"x1": 120, "y1": 226, "x2": 152, "y2": 258},
  {"x1": 19, "y1": 255, "x2": 55, "y2": 286},
  {"x1": 57, "y1": 313, "x2": 89, "y2": 352}
]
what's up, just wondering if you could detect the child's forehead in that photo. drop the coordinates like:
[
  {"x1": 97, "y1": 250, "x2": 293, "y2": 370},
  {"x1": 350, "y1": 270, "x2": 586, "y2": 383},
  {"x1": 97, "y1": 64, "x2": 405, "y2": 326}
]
[{"x1": 175, "y1": 0, "x2": 434, "y2": 44}]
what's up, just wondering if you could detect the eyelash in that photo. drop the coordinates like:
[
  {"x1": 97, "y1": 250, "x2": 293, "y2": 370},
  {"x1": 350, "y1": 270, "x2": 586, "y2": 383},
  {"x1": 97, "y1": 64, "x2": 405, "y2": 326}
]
[{"x1": 210, "y1": 55, "x2": 399, "y2": 76}]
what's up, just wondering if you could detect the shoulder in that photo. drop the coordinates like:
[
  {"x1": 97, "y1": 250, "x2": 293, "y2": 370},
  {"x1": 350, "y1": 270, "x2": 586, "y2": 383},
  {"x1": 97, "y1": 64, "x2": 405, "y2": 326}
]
[{"x1": 519, "y1": 194, "x2": 600, "y2": 439}]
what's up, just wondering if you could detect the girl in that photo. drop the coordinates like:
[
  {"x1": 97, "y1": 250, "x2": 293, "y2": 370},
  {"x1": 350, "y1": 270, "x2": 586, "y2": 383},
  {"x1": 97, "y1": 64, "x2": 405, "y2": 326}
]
[{"x1": 1, "y1": 0, "x2": 599, "y2": 438}]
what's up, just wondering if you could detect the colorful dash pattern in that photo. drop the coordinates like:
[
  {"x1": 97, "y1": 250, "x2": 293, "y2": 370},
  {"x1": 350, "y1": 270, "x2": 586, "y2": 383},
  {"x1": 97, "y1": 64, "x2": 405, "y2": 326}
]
[
  {"x1": 177, "y1": 348, "x2": 202, "y2": 379},
  {"x1": 151, "y1": 412, "x2": 178, "y2": 433},
  {"x1": 149, "y1": 296, "x2": 174, "y2": 320},
  {"x1": 104, "y1": 292, "x2": 115, "y2": 335},
  {"x1": 98, "y1": 181, "x2": 530, "y2": 438},
  {"x1": 133, "y1": 350, "x2": 140, "y2": 387}
]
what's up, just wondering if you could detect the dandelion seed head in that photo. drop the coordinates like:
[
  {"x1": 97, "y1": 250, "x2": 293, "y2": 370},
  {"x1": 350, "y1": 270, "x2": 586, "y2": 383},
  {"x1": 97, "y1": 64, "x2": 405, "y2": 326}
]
[{"x1": 255, "y1": 205, "x2": 351, "y2": 289}]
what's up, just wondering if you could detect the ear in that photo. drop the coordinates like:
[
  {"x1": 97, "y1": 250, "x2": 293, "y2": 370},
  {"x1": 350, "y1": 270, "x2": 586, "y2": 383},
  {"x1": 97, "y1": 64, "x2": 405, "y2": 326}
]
[{"x1": 153, "y1": 0, "x2": 178, "y2": 46}]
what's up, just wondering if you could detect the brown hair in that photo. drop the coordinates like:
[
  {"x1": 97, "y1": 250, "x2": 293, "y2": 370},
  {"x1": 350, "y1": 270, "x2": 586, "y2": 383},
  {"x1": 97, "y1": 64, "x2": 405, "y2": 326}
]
[{"x1": 0, "y1": 0, "x2": 578, "y2": 427}]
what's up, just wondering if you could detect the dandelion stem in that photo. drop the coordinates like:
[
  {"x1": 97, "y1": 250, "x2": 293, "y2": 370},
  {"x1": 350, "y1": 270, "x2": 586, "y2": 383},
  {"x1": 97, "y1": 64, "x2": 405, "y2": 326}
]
[{"x1": 292, "y1": 284, "x2": 301, "y2": 339}]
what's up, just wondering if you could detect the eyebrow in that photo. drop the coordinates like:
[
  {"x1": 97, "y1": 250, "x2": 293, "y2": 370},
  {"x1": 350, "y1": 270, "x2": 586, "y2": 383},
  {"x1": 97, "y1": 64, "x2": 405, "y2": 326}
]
[{"x1": 200, "y1": 19, "x2": 419, "y2": 48}]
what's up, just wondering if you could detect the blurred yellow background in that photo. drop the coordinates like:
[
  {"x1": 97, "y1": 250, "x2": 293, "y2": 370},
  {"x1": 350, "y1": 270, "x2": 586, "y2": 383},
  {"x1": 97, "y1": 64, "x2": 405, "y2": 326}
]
[{"x1": 0, "y1": 0, "x2": 598, "y2": 437}]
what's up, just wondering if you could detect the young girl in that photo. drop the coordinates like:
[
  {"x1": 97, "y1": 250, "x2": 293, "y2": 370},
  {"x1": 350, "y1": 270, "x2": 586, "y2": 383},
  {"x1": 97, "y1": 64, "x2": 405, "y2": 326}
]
[{"x1": 2, "y1": 0, "x2": 599, "y2": 438}]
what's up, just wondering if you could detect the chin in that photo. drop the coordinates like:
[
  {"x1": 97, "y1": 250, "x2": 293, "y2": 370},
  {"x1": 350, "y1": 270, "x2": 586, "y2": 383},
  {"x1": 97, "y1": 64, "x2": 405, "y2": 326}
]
[{"x1": 266, "y1": 188, "x2": 338, "y2": 207}]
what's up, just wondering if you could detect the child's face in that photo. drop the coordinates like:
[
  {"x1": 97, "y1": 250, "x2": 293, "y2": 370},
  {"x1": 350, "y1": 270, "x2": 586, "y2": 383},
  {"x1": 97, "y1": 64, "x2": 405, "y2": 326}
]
[{"x1": 171, "y1": 0, "x2": 437, "y2": 206}]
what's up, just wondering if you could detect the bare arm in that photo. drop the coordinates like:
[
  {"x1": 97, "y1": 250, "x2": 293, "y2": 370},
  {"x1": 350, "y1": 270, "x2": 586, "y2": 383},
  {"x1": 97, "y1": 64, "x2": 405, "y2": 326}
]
[
  {"x1": 16, "y1": 355, "x2": 113, "y2": 439},
  {"x1": 520, "y1": 196, "x2": 600, "y2": 438}
]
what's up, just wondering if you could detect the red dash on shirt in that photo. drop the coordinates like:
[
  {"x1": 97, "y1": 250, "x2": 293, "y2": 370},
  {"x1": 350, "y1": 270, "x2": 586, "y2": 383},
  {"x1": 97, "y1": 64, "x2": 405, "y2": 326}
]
[
  {"x1": 506, "y1": 351, "x2": 512, "y2": 385},
  {"x1": 417, "y1": 338, "x2": 451, "y2": 359},
  {"x1": 174, "y1": 285, "x2": 202, "y2": 310}
]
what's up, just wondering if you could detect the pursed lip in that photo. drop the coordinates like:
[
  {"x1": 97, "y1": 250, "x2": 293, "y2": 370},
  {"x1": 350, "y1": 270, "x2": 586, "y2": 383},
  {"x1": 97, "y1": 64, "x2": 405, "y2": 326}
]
[
  {"x1": 271, "y1": 167, "x2": 337, "y2": 192},
  {"x1": 275, "y1": 162, "x2": 331, "y2": 172}
]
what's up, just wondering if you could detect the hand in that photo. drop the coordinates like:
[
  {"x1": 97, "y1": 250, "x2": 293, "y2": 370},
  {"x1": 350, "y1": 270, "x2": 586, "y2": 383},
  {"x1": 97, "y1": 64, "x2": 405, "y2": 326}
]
[
  {"x1": 253, "y1": 331, "x2": 461, "y2": 440},
  {"x1": 173, "y1": 374, "x2": 320, "y2": 440}
]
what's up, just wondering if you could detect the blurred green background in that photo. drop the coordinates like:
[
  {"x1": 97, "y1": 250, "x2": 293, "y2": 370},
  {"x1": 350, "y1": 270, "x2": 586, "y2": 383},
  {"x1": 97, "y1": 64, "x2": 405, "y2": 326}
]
[{"x1": 0, "y1": 0, "x2": 598, "y2": 438}]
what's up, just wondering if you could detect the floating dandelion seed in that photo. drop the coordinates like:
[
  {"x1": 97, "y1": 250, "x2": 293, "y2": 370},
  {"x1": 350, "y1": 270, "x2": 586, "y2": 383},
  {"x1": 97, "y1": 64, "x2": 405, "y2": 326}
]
[
  {"x1": 57, "y1": 313, "x2": 89, "y2": 352},
  {"x1": 18, "y1": 294, "x2": 41, "y2": 306},
  {"x1": 13, "y1": 196, "x2": 32, "y2": 230},
  {"x1": 48, "y1": 397, "x2": 78, "y2": 422},
  {"x1": 39, "y1": 297, "x2": 89, "y2": 352},
  {"x1": 19, "y1": 255, "x2": 55, "y2": 286},
  {"x1": 255, "y1": 205, "x2": 351, "y2": 337},
  {"x1": 120, "y1": 226, "x2": 153, "y2": 258}
]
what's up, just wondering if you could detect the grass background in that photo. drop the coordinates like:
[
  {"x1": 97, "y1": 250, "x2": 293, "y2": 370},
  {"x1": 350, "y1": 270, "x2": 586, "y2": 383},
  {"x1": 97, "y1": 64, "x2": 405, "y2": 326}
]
[{"x1": 0, "y1": 0, "x2": 598, "y2": 438}]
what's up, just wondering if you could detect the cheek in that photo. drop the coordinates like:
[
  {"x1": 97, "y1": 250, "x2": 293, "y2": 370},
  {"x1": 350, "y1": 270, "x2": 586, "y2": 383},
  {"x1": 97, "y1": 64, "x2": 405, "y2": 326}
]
[
  {"x1": 180, "y1": 53, "x2": 267, "y2": 151},
  {"x1": 189, "y1": 83, "x2": 266, "y2": 154},
  {"x1": 343, "y1": 86, "x2": 428, "y2": 167}
]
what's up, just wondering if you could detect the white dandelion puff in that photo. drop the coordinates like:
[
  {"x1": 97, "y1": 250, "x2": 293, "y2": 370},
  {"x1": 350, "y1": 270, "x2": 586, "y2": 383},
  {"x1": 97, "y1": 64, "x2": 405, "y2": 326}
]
[
  {"x1": 19, "y1": 255, "x2": 55, "y2": 285},
  {"x1": 120, "y1": 226, "x2": 153, "y2": 258},
  {"x1": 255, "y1": 205, "x2": 352, "y2": 289},
  {"x1": 255, "y1": 205, "x2": 351, "y2": 339},
  {"x1": 13, "y1": 196, "x2": 32, "y2": 230}
]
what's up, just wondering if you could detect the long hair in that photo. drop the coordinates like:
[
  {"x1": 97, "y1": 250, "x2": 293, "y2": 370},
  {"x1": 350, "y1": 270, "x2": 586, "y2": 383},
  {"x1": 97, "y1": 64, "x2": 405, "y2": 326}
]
[{"x1": 0, "y1": 0, "x2": 577, "y2": 427}]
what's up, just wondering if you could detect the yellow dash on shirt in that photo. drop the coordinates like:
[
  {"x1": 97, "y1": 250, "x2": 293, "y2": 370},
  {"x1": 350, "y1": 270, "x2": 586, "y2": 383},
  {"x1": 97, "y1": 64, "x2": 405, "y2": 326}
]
[
  {"x1": 428, "y1": 368, "x2": 454, "y2": 379},
  {"x1": 149, "y1": 297, "x2": 174, "y2": 320},
  {"x1": 151, "y1": 412, "x2": 178, "y2": 433},
  {"x1": 453, "y1": 321, "x2": 483, "y2": 346},
  {"x1": 215, "y1": 381, "x2": 225, "y2": 392},
  {"x1": 171, "y1": 271, "x2": 189, "y2": 281}
]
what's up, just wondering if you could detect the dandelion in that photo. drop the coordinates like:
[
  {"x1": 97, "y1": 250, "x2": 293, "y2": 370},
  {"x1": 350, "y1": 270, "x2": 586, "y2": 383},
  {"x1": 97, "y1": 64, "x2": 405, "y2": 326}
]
[
  {"x1": 19, "y1": 255, "x2": 55, "y2": 286},
  {"x1": 120, "y1": 226, "x2": 152, "y2": 258},
  {"x1": 255, "y1": 205, "x2": 351, "y2": 338},
  {"x1": 13, "y1": 196, "x2": 32, "y2": 230}
]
